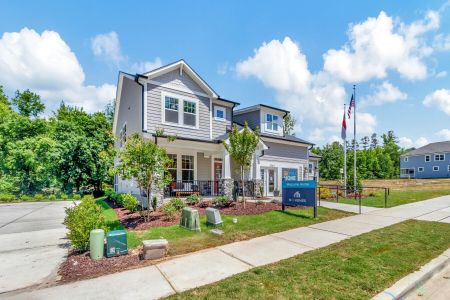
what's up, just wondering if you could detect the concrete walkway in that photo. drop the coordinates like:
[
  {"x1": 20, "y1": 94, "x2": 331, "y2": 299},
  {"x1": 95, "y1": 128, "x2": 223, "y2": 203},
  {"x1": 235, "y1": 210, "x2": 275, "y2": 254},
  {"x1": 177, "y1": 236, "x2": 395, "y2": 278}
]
[
  {"x1": 5, "y1": 196, "x2": 450, "y2": 300},
  {"x1": 0, "y1": 201, "x2": 74, "y2": 294}
]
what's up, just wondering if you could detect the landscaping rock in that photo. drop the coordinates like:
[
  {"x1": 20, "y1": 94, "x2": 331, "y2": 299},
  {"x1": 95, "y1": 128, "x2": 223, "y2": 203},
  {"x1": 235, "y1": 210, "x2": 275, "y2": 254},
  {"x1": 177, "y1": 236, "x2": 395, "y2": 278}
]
[{"x1": 142, "y1": 239, "x2": 169, "y2": 260}]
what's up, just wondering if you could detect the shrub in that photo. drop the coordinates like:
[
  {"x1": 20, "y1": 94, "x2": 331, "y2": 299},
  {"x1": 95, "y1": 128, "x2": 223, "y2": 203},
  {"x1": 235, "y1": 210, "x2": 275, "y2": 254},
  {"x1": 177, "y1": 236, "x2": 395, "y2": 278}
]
[
  {"x1": 319, "y1": 187, "x2": 332, "y2": 199},
  {"x1": 82, "y1": 194, "x2": 95, "y2": 202},
  {"x1": 168, "y1": 197, "x2": 185, "y2": 211},
  {"x1": 20, "y1": 194, "x2": 31, "y2": 201},
  {"x1": 185, "y1": 194, "x2": 200, "y2": 205},
  {"x1": 48, "y1": 194, "x2": 57, "y2": 201},
  {"x1": 63, "y1": 197, "x2": 106, "y2": 251},
  {"x1": 104, "y1": 189, "x2": 114, "y2": 200},
  {"x1": 152, "y1": 196, "x2": 158, "y2": 211},
  {"x1": 213, "y1": 195, "x2": 231, "y2": 207},
  {"x1": 60, "y1": 193, "x2": 68, "y2": 200},
  {"x1": 0, "y1": 194, "x2": 16, "y2": 202},
  {"x1": 34, "y1": 194, "x2": 45, "y2": 201},
  {"x1": 161, "y1": 202, "x2": 177, "y2": 221},
  {"x1": 122, "y1": 193, "x2": 139, "y2": 212},
  {"x1": 73, "y1": 194, "x2": 82, "y2": 200}
]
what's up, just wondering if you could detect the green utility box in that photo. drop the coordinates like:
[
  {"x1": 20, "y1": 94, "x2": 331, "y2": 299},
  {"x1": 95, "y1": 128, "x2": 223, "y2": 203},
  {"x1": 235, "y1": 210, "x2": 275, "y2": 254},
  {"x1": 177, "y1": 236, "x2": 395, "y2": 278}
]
[
  {"x1": 180, "y1": 207, "x2": 201, "y2": 231},
  {"x1": 106, "y1": 230, "x2": 128, "y2": 257},
  {"x1": 89, "y1": 229, "x2": 105, "y2": 260},
  {"x1": 205, "y1": 207, "x2": 223, "y2": 226}
]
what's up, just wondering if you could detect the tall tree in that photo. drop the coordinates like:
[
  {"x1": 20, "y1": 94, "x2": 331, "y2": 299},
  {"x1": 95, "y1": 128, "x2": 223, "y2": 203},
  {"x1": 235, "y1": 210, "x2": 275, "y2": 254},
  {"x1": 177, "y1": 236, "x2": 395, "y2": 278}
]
[
  {"x1": 360, "y1": 136, "x2": 370, "y2": 150},
  {"x1": 12, "y1": 90, "x2": 45, "y2": 117},
  {"x1": 223, "y1": 122, "x2": 259, "y2": 207},
  {"x1": 283, "y1": 113, "x2": 296, "y2": 136},
  {"x1": 370, "y1": 133, "x2": 379, "y2": 148}
]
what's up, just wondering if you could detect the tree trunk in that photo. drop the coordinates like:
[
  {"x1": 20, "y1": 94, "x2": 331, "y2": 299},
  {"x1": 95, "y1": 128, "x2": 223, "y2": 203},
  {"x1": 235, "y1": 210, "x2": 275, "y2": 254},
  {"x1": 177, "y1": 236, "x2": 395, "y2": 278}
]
[
  {"x1": 241, "y1": 166, "x2": 245, "y2": 209},
  {"x1": 146, "y1": 185, "x2": 152, "y2": 222}
]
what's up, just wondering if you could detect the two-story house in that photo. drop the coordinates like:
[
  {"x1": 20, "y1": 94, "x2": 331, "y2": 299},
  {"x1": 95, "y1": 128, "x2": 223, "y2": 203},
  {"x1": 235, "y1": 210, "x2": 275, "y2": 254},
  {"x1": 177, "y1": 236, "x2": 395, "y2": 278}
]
[
  {"x1": 113, "y1": 60, "x2": 319, "y2": 204},
  {"x1": 400, "y1": 141, "x2": 450, "y2": 179}
]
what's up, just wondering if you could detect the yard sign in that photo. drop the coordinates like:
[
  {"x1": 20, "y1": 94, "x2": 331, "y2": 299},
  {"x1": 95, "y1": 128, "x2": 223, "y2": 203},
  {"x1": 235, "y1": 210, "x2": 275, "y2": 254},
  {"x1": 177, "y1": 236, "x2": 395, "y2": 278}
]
[{"x1": 282, "y1": 180, "x2": 318, "y2": 218}]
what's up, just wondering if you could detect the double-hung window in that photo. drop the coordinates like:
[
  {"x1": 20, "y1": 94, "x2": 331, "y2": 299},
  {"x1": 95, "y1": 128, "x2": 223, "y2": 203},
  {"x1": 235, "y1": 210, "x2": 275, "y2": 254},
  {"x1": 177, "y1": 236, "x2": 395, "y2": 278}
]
[
  {"x1": 183, "y1": 100, "x2": 196, "y2": 127},
  {"x1": 164, "y1": 96, "x2": 179, "y2": 124},
  {"x1": 181, "y1": 155, "x2": 194, "y2": 182},
  {"x1": 163, "y1": 94, "x2": 198, "y2": 128},
  {"x1": 167, "y1": 154, "x2": 177, "y2": 181},
  {"x1": 425, "y1": 155, "x2": 431, "y2": 162},
  {"x1": 434, "y1": 153, "x2": 445, "y2": 161},
  {"x1": 266, "y1": 113, "x2": 279, "y2": 131}
]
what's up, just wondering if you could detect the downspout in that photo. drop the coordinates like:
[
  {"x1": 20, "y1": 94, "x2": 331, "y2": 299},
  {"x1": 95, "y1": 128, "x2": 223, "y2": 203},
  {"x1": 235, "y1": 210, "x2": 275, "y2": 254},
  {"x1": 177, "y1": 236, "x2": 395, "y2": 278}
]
[{"x1": 134, "y1": 74, "x2": 145, "y2": 133}]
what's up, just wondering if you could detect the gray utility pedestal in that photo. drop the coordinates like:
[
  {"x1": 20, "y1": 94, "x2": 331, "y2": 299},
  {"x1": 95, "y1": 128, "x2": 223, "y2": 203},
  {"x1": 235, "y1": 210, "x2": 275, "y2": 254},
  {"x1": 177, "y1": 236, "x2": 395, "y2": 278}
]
[
  {"x1": 142, "y1": 239, "x2": 169, "y2": 260},
  {"x1": 180, "y1": 207, "x2": 201, "y2": 231},
  {"x1": 205, "y1": 207, "x2": 223, "y2": 226}
]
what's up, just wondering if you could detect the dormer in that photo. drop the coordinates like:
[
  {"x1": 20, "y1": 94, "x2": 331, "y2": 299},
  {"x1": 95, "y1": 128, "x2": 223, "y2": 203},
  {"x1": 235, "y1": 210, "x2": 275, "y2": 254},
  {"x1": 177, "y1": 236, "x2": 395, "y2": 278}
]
[{"x1": 233, "y1": 104, "x2": 288, "y2": 137}]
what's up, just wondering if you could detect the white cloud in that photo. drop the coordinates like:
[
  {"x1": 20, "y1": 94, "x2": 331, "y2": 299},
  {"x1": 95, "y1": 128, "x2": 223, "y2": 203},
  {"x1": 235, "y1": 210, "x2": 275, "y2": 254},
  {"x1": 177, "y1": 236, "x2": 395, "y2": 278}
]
[
  {"x1": 323, "y1": 11, "x2": 439, "y2": 82},
  {"x1": 433, "y1": 33, "x2": 450, "y2": 51},
  {"x1": 399, "y1": 136, "x2": 429, "y2": 148},
  {"x1": 436, "y1": 129, "x2": 450, "y2": 140},
  {"x1": 361, "y1": 81, "x2": 407, "y2": 106},
  {"x1": 0, "y1": 28, "x2": 115, "y2": 113},
  {"x1": 435, "y1": 71, "x2": 447, "y2": 78},
  {"x1": 91, "y1": 32, "x2": 123, "y2": 65},
  {"x1": 130, "y1": 58, "x2": 162, "y2": 73},
  {"x1": 423, "y1": 89, "x2": 450, "y2": 115}
]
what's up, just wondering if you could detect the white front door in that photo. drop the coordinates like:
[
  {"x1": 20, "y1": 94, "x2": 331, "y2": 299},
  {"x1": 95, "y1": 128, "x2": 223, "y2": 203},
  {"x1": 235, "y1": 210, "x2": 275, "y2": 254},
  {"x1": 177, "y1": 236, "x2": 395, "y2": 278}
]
[{"x1": 261, "y1": 168, "x2": 277, "y2": 196}]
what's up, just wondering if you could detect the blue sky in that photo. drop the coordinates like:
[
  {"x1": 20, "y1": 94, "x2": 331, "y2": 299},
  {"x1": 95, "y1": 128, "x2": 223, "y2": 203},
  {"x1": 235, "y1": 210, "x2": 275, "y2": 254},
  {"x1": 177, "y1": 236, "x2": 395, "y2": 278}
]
[{"x1": 1, "y1": 0, "x2": 449, "y2": 147}]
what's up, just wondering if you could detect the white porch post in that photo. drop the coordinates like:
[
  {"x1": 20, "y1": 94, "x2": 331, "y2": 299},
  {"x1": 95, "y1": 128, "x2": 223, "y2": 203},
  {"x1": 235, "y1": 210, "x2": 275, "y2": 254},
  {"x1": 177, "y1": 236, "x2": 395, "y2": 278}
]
[
  {"x1": 253, "y1": 153, "x2": 261, "y2": 179},
  {"x1": 223, "y1": 149, "x2": 231, "y2": 179}
]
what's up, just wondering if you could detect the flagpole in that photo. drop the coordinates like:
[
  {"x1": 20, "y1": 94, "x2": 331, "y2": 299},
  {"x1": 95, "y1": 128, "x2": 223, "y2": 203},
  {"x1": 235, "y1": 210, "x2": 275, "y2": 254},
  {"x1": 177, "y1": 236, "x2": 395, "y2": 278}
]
[
  {"x1": 343, "y1": 104, "x2": 347, "y2": 198},
  {"x1": 353, "y1": 85, "x2": 357, "y2": 196}
]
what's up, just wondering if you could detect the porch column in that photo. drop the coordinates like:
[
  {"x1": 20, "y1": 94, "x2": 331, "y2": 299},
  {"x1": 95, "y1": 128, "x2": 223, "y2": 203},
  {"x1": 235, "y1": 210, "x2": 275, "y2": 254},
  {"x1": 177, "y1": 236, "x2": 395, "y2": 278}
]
[
  {"x1": 253, "y1": 153, "x2": 261, "y2": 179},
  {"x1": 223, "y1": 149, "x2": 231, "y2": 179}
]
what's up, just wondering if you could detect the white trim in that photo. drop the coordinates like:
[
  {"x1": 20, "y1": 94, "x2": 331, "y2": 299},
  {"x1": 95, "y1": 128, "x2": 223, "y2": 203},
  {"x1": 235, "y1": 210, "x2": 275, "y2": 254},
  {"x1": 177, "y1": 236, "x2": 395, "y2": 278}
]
[
  {"x1": 448, "y1": 165, "x2": 450, "y2": 172},
  {"x1": 418, "y1": 167, "x2": 424, "y2": 172},
  {"x1": 425, "y1": 155, "x2": 431, "y2": 162},
  {"x1": 209, "y1": 98, "x2": 213, "y2": 140},
  {"x1": 147, "y1": 79, "x2": 210, "y2": 98},
  {"x1": 161, "y1": 91, "x2": 199, "y2": 129},
  {"x1": 404, "y1": 157, "x2": 408, "y2": 162},
  {"x1": 434, "y1": 153, "x2": 445, "y2": 161},
  {"x1": 433, "y1": 166, "x2": 440, "y2": 171},
  {"x1": 143, "y1": 82, "x2": 147, "y2": 131},
  {"x1": 260, "y1": 155, "x2": 308, "y2": 164},
  {"x1": 260, "y1": 136, "x2": 311, "y2": 148},
  {"x1": 113, "y1": 72, "x2": 135, "y2": 134},
  {"x1": 213, "y1": 105, "x2": 227, "y2": 121}
]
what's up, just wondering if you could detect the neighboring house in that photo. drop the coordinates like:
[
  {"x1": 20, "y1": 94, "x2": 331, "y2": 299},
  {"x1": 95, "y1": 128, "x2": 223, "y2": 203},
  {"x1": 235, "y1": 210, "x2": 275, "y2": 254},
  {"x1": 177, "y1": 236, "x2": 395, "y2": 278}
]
[
  {"x1": 400, "y1": 141, "x2": 450, "y2": 179},
  {"x1": 113, "y1": 60, "x2": 319, "y2": 202}
]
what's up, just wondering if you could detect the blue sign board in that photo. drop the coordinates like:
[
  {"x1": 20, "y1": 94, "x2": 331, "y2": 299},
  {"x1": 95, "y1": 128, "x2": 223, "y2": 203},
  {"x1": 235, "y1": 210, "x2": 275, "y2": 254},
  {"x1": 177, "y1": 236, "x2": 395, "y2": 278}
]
[{"x1": 282, "y1": 180, "x2": 317, "y2": 207}]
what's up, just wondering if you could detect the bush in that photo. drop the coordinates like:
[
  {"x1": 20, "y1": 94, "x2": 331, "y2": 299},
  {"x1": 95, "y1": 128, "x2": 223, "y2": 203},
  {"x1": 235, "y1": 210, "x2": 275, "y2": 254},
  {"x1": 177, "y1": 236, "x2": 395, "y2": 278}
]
[
  {"x1": 213, "y1": 195, "x2": 231, "y2": 207},
  {"x1": 152, "y1": 196, "x2": 157, "y2": 211},
  {"x1": 48, "y1": 194, "x2": 57, "y2": 201},
  {"x1": 82, "y1": 194, "x2": 95, "y2": 202},
  {"x1": 161, "y1": 202, "x2": 177, "y2": 220},
  {"x1": 60, "y1": 193, "x2": 68, "y2": 200},
  {"x1": 185, "y1": 194, "x2": 200, "y2": 205},
  {"x1": 73, "y1": 194, "x2": 82, "y2": 200},
  {"x1": 64, "y1": 197, "x2": 106, "y2": 251},
  {"x1": 20, "y1": 194, "x2": 31, "y2": 201},
  {"x1": 319, "y1": 187, "x2": 333, "y2": 199},
  {"x1": 34, "y1": 194, "x2": 45, "y2": 201},
  {"x1": 0, "y1": 194, "x2": 16, "y2": 202},
  {"x1": 122, "y1": 193, "x2": 138, "y2": 212},
  {"x1": 104, "y1": 189, "x2": 114, "y2": 200},
  {"x1": 168, "y1": 197, "x2": 185, "y2": 211}
]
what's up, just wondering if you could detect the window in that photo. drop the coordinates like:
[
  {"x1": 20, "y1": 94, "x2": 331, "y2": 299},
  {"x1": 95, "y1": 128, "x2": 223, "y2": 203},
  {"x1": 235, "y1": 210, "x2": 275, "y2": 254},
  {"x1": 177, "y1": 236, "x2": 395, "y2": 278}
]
[
  {"x1": 167, "y1": 154, "x2": 177, "y2": 181},
  {"x1": 309, "y1": 163, "x2": 314, "y2": 174},
  {"x1": 433, "y1": 166, "x2": 439, "y2": 171},
  {"x1": 434, "y1": 153, "x2": 445, "y2": 161},
  {"x1": 266, "y1": 113, "x2": 279, "y2": 131},
  {"x1": 119, "y1": 123, "x2": 127, "y2": 147},
  {"x1": 282, "y1": 168, "x2": 298, "y2": 181},
  {"x1": 400, "y1": 168, "x2": 415, "y2": 177},
  {"x1": 181, "y1": 155, "x2": 194, "y2": 181},
  {"x1": 164, "y1": 96, "x2": 179, "y2": 124},
  {"x1": 418, "y1": 167, "x2": 424, "y2": 172},
  {"x1": 425, "y1": 155, "x2": 431, "y2": 162},
  {"x1": 183, "y1": 100, "x2": 196, "y2": 127},
  {"x1": 404, "y1": 157, "x2": 408, "y2": 162},
  {"x1": 214, "y1": 106, "x2": 226, "y2": 120},
  {"x1": 448, "y1": 165, "x2": 450, "y2": 172}
]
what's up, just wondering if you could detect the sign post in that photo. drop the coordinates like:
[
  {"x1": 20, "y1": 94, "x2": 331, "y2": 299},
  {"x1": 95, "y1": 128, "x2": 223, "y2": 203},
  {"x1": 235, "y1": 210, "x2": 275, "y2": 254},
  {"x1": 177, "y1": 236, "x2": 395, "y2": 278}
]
[{"x1": 282, "y1": 180, "x2": 318, "y2": 218}]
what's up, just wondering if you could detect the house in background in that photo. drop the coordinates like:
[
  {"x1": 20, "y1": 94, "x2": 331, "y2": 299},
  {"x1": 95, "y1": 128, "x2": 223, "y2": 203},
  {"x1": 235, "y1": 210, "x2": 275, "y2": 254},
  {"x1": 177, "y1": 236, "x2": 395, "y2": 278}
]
[
  {"x1": 112, "y1": 60, "x2": 319, "y2": 205},
  {"x1": 400, "y1": 141, "x2": 450, "y2": 179}
]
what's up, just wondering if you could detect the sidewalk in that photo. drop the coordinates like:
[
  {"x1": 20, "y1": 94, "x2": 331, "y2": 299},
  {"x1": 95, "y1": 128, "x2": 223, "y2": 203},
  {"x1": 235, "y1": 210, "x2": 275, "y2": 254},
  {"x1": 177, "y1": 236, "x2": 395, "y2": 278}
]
[{"x1": 5, "y1": 196, "x2": 450, "y2": 300}]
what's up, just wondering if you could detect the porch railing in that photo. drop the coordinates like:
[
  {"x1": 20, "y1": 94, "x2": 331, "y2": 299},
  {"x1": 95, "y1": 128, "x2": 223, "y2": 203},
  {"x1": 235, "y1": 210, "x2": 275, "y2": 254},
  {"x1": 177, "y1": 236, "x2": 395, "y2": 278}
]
[{"x1": 164, "y1": 180, "x2": 224, "y2": 198}]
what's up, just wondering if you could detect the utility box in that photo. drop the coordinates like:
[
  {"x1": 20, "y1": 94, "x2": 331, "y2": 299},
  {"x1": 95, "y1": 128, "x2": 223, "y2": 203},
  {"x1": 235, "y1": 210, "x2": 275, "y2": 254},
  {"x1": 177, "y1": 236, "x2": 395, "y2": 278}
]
[
  {"x1": 205, "y1": 207, "x2": 223, "y2": 226},
  {"x1": 180, "y1": 207, "x2": 201, "y2": 231},
  {"x1": 106, "y1": 230, "x2": 128, "y2": 257},
  {"x1": 89, "y1": 229, "x2": 105, "y2": 260}
]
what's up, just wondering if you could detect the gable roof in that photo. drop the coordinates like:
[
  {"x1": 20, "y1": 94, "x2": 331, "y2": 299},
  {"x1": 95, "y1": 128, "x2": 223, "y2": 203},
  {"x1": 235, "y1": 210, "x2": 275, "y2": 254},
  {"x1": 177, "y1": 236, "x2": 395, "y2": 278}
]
[
  {"x1": 403, "y1": 141, "x2": 450, "y2": 156},
  {"x1": 141, "y1": 59, "x2": 218, "y2": 98},
  {"x1": 234, "y1": 104, "x2": 290, "y2": 116}
]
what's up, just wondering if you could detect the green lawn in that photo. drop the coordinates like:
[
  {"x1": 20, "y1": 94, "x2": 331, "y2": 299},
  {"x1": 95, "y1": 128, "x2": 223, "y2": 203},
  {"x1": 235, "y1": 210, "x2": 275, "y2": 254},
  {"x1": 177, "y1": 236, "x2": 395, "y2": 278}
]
[
  {"x1": 326, "y1": 188, "x2": 450, "y2": 208},
  {"x1": 96, "y1": 199, "x2": 351, "y2": 257},
  {"x1": 167, "y1": 220, "x2": 450, "y2": 300}
]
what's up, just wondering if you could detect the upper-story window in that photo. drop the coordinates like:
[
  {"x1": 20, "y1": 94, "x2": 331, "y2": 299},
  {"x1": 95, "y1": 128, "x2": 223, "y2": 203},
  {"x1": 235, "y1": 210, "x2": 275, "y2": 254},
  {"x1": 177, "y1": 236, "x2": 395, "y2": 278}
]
[
  {"x1": 266, "y1": 113, "x2": 279, "y2": 132},
  {"x1": 404, "y1": 157, "x2": 408, "y2": 162},
  {"x1": 434, "y1": 153, "x2": 445, "y2": 161},
  {"x1": 425, "y1": 155, "x2": 431, "y2": 162},
  {"x1": 162, "y1": 93, "x2": 198, "y2": 128},
  {"x1": 214, "y1": 106, "x2": 226, "y2": 120}
]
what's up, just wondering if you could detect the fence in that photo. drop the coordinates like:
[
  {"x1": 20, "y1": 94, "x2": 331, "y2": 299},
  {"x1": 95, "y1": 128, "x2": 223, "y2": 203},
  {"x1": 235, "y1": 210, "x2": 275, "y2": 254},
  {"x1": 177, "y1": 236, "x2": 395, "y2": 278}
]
[{"x1": 164, "y1": 180, "x2": 224, "y2": 198}]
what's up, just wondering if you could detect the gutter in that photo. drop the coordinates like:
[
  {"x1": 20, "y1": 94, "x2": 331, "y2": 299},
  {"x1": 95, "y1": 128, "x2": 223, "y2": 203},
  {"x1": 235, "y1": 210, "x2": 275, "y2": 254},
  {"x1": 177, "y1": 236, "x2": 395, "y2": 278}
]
[{"x1": 134, "y1": 74, "x2": 146, "y2": 132}]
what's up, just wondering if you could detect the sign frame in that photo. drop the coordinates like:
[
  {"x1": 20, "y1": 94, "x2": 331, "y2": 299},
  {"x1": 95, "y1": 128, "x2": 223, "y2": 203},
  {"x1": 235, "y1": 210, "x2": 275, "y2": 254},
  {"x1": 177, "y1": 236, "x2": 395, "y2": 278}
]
[{"x1": 281, "y1": 180, "x2": 318, "y2": 218}]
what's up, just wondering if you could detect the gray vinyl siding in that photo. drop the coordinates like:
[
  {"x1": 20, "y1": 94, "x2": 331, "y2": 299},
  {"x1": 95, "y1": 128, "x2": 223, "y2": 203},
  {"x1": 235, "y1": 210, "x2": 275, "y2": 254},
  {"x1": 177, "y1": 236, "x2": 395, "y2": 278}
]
[
  {"x1": 197, "y1": 152, "x2": 211, "y2": 180},
  {"x1": 400, "y1": 153, "x2": 450, "y2": 178},
  {"x1": 263, "y1": 141, "x2": 308, "y2": 160},
  {"x1": 212, "y1": 105, "x2": 232, "y2": 140},
  {"x1": 234, "y1": 110, "x2": 260, "y2": 130},
  {"x1": 115, "y1": 76, "x2": 142, "y2": 147},
  {"x1": 146, "y1": 83, "x2": 211, "y2": 140},
  {"x1": 154, "y1": 69, "x2": 205, "y2": 94}
]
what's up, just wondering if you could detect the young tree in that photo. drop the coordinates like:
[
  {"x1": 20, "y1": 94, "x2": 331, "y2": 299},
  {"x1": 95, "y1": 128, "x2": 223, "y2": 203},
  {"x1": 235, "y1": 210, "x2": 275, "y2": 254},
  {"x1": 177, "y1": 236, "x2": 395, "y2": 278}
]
[
  {"x1": 115, "y1": 133, "x2": 172, "y2": 221},
  {"x1": 283, "y1": 113, "x2": 296, "y2": 136},
  {"x1": 223, "y1": 122, "x2": 259, "y2": 207},
  {"x1": 12, "y1": 89, "x2": 45, "y2": 117}
]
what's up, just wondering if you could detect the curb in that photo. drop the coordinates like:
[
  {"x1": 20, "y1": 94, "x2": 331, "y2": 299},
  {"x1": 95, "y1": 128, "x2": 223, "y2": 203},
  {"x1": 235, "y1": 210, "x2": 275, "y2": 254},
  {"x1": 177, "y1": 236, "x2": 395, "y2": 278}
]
[{"x1": 372, "y1": 248, "x2": 450, "y2": 300}]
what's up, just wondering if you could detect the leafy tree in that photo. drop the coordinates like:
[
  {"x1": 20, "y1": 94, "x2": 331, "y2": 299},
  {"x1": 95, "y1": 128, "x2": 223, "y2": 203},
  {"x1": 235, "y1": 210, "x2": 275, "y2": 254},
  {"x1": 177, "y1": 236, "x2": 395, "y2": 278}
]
[
  {"x1": 12, "y1": 89, "x2": 45, "y2": 117},
  {"x1": 115, "y1": 133, "x2": 172, "y2": 221},
  {"x1": 360, "y1": 136, "x2": 370, "y2": 150},
  {"x1": 223, "y1": 122, "x2": 259, "y2": 207},
  {"x1": 283, "y1": 113, "x2": 296, "y2": 135},
  {"x1": 370, "y1": 133, "x2": 379, "y2": 148}
]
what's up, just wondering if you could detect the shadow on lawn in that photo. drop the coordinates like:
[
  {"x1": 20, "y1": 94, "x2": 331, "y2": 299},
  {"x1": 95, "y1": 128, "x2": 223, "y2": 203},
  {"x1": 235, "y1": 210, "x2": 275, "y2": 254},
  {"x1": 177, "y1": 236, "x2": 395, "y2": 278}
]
[{"x1": 274, "y1": 209, "x2": 313, "y2": 219}]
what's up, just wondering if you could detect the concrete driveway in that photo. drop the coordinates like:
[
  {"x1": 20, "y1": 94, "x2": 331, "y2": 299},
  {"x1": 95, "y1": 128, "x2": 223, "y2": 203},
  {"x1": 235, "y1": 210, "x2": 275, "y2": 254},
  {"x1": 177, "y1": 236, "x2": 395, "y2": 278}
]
[{"x1": 0, "y1": 201, "x2": 73, "y2": 294}]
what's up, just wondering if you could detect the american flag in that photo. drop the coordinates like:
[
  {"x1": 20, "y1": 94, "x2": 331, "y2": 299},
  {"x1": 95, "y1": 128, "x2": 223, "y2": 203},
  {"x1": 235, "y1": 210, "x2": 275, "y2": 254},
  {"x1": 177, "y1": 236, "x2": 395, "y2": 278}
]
[{"x1": 347, "y1": 94, "x2": 355, "y2": 119}]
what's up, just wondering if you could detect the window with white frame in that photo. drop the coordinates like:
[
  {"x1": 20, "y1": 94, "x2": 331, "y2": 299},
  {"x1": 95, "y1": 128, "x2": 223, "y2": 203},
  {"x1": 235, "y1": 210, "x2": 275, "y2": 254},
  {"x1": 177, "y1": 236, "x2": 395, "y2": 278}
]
[
  {"x1": 163, "y1": 94, "x2": 198, "y2": 128},
  {"x1": 425, "y1": 155, "x2": 431, "y2": 162},
  {"x1": 214, "y1": 106, "x2": 226, "y2": 120},
  {"x1": 434, "y1": 153, "x2": 445, "y2": 161},
  {"x1": 183, "y1": 100, "x2": 196, "y2": 127},
  {"x1": 418, "y1": 167, "x2": 424, "y2": 172},
  {"x1": 181, "y1": 155, "x2": 194, "y2": 181},
  {"x1": 119, "y1": 123, "x2": 127, "y2": 147},
  {"x1": 266, "y1": 113, "x2": 279, "y2": 131},
  {"x1": 448, "y1": 165, "x2": 450, "y2": 172},
  {"x1": 164, "y1": 96, "x2": 179, "y2": 124},
  {"x1": 309, "y1": 163, "x2": 314, "y2": 174},
  {"x1": 404, "y1": 157, "x2": 408, "y2": 162},
  {"x1": 433, "y1": 166, "x2": 439, "y2": 171},
  {"x1": 167, "y1": 154, "x2": 177, "y2": 181}
]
